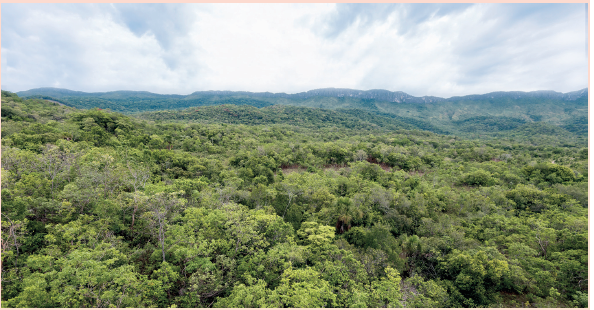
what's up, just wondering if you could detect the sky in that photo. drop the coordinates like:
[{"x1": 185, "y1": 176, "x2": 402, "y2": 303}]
[{"x1": 1, "y1": 3, "x2": 589, "y2": 98}]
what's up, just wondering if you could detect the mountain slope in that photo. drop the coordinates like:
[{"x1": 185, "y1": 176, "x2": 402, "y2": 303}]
[
  {"x1": 18, "y1": 87, "x2": 588, "y2": 102},
  {"x1": 16, "y1": 87, "x2": 588, "y2": 141}
]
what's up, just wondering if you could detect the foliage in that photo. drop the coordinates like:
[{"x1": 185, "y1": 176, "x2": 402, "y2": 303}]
[{"x1": 1, "y1": 92, "x2": 587, "y2": 308}]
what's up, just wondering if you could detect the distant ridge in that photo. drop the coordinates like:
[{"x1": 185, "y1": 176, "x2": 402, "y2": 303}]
[
  {"x1": 7, "y1": 86, "x2": 587, "y2": 142},
  {"x1": 16, "y1": 87, "x2": 588, "y2": 103},
  {"x1": 15, "y1": 87, "x2": 185, "y2": 100},
  {"x1": 448, "y1": 89, "x2": 589, "y2": 101}
]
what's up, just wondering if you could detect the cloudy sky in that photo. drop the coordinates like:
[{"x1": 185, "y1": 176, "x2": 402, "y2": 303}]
[{"x1": 1, "y1": 3, "x2": 588, "y2": 97}]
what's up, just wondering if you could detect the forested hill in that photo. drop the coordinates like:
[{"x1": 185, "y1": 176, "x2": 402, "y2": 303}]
[
  {"x1": 137, "y1": 105, "x2": 447, "y2": 135},
  {"x1": 1, "y1": 91, "x2": 588, "y2": 308},
  {"x1": 137, "y1": 104, "x2": 585, "y2": 147},
  {"x1": 17, "y1": 87, "x2": 588, "y2": 142}
]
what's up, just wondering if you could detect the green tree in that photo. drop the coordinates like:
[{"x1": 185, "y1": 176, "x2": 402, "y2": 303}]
[{"x1": 273, "y1": 267, "x2": 336, "y2": 307}]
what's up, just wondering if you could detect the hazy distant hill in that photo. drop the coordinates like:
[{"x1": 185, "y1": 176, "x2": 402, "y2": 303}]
[
  {"x1": 16, "y1": 87, "x2": 184, "y2": 99},
  {"x1": 16, "y1": 87, "x2": 587, "y2": 141},
  {"x1": 18, "y1": 87, "x2": 587, "y2": 102}
]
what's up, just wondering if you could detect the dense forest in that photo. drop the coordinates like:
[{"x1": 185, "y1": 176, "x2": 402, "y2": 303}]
[{"x1": 1, "y1": 90, "x2": 588, "y2": 307}]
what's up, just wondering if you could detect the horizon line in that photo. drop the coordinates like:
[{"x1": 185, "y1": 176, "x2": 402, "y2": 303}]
[{"x1": 7, "y1": 86, "x2": 589, "y2": 100}]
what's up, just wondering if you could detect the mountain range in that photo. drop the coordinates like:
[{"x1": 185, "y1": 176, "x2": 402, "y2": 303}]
[
  {"x1": 14, "y1": 87, "x2": 588, "y2": 143},
  {"x1": 16, "y1": 87, "x2": 588, "y2": 103}
]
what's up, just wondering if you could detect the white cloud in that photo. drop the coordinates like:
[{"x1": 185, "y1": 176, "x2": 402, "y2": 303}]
[
  {"x1": 1, "y1": 3, "x2": 588, "y2": 97},
  {"x1": 191, "y1": 4, "x2": 338, "y2": 92}
]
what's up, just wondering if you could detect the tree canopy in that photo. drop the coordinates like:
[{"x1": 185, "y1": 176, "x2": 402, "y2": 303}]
[{"x1": 1, "y1": 91, "x2": 588, "y2": 308}]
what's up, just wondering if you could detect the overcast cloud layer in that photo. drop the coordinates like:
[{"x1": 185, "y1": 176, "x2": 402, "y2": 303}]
[{"x1": 1, "y1": 3, "x2": 588, "y2": 97}]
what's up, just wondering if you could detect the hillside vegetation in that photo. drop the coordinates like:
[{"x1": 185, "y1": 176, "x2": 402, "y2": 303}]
[
  {"x1": 1, "y1": 91, "x2": 588, "y2": 308},
  {"x1": 18, "y1": 87, "x2": 587, "y2": 143},
  {"x1": 136, "y1": 105, "x2": 447, "y2": 134}
]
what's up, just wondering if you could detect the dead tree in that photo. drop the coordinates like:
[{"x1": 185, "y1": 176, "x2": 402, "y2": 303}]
[
  {"x1": 145, "y1": 192, "x2": 184, "y2": 262},
  {"x1": 125, "y1": 161, "x2": 151, "y2": 231},
  {"x1": 40, "y1": 144, "x2": 75, "y2": 197},
  {"x1": 1, "y1": 214, "x2": 25, "y2": 267}
]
